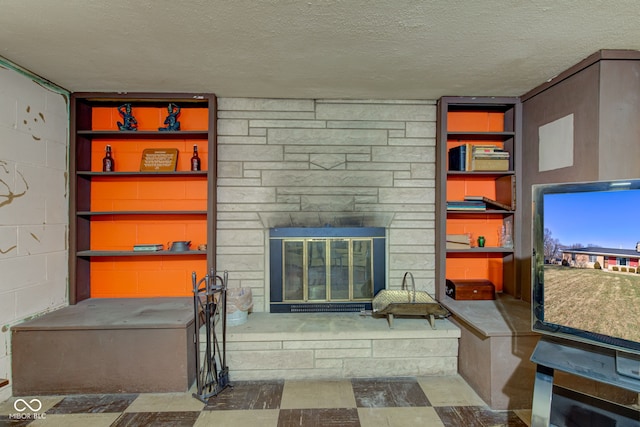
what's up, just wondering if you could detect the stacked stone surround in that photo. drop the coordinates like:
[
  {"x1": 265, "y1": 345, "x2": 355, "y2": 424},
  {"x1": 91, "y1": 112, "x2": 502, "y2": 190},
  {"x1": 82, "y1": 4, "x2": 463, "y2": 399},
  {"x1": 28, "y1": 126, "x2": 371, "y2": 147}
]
[
  {"x1": 218, "y1": 313, "x2": 460, "y2": 380},
  {"x1": 216, "y1": 98, "x2": 437, "y2": 311}
]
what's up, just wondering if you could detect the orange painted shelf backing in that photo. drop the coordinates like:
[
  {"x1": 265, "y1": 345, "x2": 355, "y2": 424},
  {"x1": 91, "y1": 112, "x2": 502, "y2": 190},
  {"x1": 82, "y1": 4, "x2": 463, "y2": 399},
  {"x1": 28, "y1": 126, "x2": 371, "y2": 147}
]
[
  {"x1": 447, "y1": 111, "x2": 504, "y2": 132},
  {"x1": 446, "y1": 254, "x2": 504, "y2": 291},
  {"x1": 446, "y1": 214, "x2": 505, "y2": 248},
  {"x1": 445, "y1": 110, "x2": 508, "y2": 292},
  {"x1": 90, "y1": 177, "x2": 207, "y2": 211},
  {"x1": 87, "y1": 103, "x2": 210, "y2": 298},
  {"x1": 446, "y1": 175, "x2": 502, "y2": 201},
  {"x1": 90, "y1": 256, "x2": 206, "y2": 298},
  {"x1": 92, "y1": 106, "x2": 208, "y2": 131},
  {"x1": 89, "y1": 215, "x2": 207, "y2": 250}
]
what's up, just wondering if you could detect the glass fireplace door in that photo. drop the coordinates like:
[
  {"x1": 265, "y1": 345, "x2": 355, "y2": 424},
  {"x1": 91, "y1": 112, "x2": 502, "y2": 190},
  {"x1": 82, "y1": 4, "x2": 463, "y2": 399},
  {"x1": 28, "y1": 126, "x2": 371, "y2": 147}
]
[{"x1": 282, "y1": 238, "x2": 373, "y2": 303}]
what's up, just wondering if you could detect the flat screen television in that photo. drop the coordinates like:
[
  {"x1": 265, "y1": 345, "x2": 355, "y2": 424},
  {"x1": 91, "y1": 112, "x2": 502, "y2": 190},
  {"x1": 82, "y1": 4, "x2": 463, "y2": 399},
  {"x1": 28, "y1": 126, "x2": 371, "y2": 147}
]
[{"x1": 532, "y1": 178, "x2": 640, "y2": 376}]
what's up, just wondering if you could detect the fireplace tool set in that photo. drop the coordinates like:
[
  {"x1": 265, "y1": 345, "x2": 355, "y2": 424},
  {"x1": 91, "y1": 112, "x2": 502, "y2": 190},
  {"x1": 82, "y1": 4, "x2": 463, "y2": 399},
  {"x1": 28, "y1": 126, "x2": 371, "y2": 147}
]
[{"x1": 192, "y1": 269, "x2": 231, "y2": 402}]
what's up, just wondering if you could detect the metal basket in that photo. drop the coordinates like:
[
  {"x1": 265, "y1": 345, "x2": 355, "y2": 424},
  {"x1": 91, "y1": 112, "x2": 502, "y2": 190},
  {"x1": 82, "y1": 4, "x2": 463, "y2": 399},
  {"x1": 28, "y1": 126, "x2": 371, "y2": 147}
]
[{"x1": 372, "y1": 272, "x2": 449, "y2": 329}]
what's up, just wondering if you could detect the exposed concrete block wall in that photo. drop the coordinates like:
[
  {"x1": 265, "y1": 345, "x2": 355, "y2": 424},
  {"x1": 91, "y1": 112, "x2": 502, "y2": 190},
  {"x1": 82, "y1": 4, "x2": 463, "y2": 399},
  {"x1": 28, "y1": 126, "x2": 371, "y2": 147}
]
[
  {"x1": 216, "y1": 99, "x2": 436, "y2": 311},
  {"x1": 0, "y1": 61, "x2": 69, "y2": 401}
]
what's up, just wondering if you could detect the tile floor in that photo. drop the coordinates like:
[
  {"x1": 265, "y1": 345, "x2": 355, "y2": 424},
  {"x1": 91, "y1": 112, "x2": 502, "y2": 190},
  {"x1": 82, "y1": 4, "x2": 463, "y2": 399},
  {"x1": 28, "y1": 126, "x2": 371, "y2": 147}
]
[{"x1": 0, "y1": 376, "x2": 532, "y2": 427}]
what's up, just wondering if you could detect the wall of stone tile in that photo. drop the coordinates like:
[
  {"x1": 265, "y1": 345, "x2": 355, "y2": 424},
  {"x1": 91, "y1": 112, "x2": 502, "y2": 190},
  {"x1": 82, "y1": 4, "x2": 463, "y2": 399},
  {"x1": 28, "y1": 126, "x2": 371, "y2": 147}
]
[
  {"x1": 217, "y1": 98, "x2": 437, "y2": 311},
  {"x1": 220, "y1": 313, "x2": 459, "y2": 381},
  {"x1": 0, "y1": 61, "x2": 69, "y2": 401}
]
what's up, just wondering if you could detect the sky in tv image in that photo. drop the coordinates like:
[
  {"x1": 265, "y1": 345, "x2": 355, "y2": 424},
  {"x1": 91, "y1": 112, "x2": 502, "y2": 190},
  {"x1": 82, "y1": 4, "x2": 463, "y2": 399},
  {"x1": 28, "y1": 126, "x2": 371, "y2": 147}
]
[{"x1": 544, "y1": 189, "x2": 640, "y2": 249}]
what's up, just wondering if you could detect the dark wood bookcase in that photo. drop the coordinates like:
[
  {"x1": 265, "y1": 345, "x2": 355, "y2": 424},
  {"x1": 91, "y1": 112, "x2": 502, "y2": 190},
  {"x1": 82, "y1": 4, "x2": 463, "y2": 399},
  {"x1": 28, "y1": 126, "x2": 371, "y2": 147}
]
[
  {"x1": 435, "y1": 96, "x2": 522, "y2": 301},
  {"x1": 69, "y1": 93, "x2": 217, "y2": 303}
]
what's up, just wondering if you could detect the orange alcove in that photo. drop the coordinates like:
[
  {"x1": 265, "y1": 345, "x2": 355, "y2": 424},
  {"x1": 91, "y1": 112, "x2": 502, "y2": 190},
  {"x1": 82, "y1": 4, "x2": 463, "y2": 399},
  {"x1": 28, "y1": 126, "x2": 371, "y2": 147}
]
[
  {"x1": 89, "y1": 106, "x2": 209, "y2": 298},
  {"x1": 445, "y1": 110, "x2": 507, "y2": 291}
]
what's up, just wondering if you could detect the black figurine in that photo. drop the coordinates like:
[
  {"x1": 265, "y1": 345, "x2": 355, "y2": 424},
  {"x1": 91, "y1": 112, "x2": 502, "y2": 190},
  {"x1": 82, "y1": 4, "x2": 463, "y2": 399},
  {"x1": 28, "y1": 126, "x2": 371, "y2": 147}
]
[
  {"x1": 159, "y1": 103, "x2": 181, "y2": 131},
  {"x1": 117, "y1": 104, "x2": 138, "y2": 131}
]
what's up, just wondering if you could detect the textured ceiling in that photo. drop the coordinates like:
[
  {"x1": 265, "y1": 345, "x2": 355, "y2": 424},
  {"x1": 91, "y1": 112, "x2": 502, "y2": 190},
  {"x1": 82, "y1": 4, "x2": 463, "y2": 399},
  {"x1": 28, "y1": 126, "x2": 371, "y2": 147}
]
[{"x1": 1, "y1": 1, "x2": 640, "y2": 99}]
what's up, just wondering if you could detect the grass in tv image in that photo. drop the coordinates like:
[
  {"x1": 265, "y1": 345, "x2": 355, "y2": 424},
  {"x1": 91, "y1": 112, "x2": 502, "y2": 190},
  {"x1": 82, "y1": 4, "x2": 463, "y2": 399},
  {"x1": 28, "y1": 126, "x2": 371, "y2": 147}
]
[
  {"x1": 543, "y1": 265, "x2": 640, "y2": 344},
  {"x1": 541, "y1": 188, "x2": 640, "y2": 345}
]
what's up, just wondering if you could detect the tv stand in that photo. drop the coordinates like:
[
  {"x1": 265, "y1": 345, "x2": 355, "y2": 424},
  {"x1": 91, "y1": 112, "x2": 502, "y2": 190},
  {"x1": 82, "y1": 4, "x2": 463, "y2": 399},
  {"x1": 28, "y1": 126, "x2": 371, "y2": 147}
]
[{"x1": 530, "y1": 337, "x2": 640, "y2": 426}]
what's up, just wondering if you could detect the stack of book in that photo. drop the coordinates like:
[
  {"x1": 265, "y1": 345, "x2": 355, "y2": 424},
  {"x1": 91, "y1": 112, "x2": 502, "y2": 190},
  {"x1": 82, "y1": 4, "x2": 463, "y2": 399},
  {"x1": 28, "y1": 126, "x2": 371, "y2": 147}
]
[
  {"x1": 448, "y1": 144, "x2": 510, "y2": 171},
  {"x1": 446, "y1": 200, "x2": 486, "y2": 211}
]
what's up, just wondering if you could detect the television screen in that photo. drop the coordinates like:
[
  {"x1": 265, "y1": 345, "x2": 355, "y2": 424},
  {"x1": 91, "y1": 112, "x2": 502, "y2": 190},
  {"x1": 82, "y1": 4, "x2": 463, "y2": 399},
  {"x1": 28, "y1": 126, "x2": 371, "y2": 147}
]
[{"x1": 532, "y1": 179, "x2": 640, "y2": 357}]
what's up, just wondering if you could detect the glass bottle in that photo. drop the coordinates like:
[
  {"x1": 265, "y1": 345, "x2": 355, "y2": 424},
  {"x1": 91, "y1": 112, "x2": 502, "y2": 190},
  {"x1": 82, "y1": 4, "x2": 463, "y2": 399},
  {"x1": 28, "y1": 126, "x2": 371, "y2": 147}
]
[
  {"x1": 102, "y1": 145, "x2": 114, "y2": 172},
  {"x1": 190, "y1": 145, "x2": 201, "y2": 171},
  {"x1": 502, "y1": 218, "x2": 514, "y2": 248}
]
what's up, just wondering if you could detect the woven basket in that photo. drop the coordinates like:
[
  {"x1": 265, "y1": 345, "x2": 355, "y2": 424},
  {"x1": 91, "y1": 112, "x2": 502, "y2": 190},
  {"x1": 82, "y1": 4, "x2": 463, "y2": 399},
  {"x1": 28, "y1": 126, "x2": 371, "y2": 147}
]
[{"x1": 372, "y1": 272, "x2": 436, "y2": 312}]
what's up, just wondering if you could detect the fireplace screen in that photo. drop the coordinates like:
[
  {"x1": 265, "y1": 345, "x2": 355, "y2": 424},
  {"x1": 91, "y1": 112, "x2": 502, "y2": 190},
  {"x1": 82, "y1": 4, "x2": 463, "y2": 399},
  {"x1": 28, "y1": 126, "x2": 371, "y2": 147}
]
[
  {"x1": 283, "y1": 238, "x2": 373, "y2": 301},
  {"x1": 270, "y1": 227, "x2": 385, "y2": 312}
]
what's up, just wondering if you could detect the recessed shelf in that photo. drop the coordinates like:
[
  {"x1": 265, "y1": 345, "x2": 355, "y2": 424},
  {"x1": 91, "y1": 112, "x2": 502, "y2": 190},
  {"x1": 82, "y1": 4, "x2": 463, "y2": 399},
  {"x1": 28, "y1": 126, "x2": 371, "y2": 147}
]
[
  {"x1": 447, "y1": 171, "x2": 515, "y2": 177},
  {"x1": 447, "y1": 210, "x2": 514, "y2": 215},
  {"x1": 77, "y1": 171, "x2": 208, "y2": 177},
  {"x1": 446, "y1": 247, "x2": 515, "y2": 254},
  {"x1": 77, "y1": 211, "x2": 207, "y2": 216},
  {"x1": 77, "y1": 250, "x2": 207, "y2": 257},
  {"x1": 447, "y1": 131, "x2": 515, "y2": 141},
  {"x1": 77, "y1": 130, "x2": 209, "y2": 139}
]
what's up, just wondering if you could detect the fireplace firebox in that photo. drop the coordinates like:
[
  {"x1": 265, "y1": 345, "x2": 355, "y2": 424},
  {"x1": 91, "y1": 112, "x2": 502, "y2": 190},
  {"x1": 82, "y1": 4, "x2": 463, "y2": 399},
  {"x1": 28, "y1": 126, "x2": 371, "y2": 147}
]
[{"x1": 269, "y1": 227, "x2": 385, "y2": 313}]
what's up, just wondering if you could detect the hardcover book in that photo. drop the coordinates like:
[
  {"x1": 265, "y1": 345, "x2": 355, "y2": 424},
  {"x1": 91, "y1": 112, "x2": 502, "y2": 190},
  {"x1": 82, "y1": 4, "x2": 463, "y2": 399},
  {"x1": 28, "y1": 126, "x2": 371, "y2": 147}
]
[
  {"x1": 448, "y1": 144, "x2": 467, "y2": 171},
  {"x1": 446, "y1": 200, "x2": 486, "y2": 211},
  {"x1": 133, "y1": 244, "x2": 164, "y2": 251}
]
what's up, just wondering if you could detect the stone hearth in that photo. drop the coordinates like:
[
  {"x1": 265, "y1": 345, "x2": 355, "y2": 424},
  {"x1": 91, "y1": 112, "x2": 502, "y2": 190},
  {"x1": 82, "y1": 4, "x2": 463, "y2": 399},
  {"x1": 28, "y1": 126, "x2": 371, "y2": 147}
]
[{"x1": 216, "y1": 312, "x2": 460, "y2": 380}]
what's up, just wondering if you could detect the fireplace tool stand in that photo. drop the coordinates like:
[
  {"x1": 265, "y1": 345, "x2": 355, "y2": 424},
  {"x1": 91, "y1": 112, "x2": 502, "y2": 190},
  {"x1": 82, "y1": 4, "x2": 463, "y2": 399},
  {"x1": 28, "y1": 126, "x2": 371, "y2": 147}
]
[{"x1": 192, "y1": 269, "x2": 231, "y2": 403}]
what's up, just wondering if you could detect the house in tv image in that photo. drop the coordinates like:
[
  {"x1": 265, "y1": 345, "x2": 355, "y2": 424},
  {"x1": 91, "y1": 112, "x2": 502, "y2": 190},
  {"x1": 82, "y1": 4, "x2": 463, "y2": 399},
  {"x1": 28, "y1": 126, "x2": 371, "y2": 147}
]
[{"x1": 561, "y1": 245, "x2": 640, "y2": 272}]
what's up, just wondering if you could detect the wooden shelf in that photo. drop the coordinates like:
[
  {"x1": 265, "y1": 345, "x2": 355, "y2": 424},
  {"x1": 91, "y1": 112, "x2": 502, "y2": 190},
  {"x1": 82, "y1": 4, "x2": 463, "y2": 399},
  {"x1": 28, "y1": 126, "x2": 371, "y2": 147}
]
[
  {"x1": 446, "y1": 247, "x2": 514, "y2": 254},
  {"x1": 77, "y1": 211, "x2": 207, "y2": 216},
  {"x1": 447, "y1": 171, "x2": 515, "y2": 177},
  {"x1": 77, "y1": 250, "x2": 207, "y2": 257},
  {"x1": 77, "y1": 171, "x2": 208, "y2": 177},
  {"x1": 446, "y1": 131, "x2": 516, "y2": 141},
  {"x1": 447, "y1": 210, "x2": 514, "y2": 215},
  {"x1": 77, "y1": 130, "x2": 209, "y2": 139}
]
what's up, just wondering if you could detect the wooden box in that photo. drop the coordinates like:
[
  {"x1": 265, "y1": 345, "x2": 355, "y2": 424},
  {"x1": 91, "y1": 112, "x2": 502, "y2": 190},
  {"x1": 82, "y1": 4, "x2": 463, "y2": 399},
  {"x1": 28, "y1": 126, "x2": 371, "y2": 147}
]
[{"x1": 445, "y1": 279, "x2": 495, "y2": 300}]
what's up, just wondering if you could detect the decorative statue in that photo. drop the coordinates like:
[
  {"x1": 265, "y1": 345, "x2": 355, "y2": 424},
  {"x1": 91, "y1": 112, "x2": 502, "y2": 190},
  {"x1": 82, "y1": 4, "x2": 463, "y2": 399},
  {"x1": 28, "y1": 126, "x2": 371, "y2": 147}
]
[
  {"x1": 117, "y1": 104, "x2": 138, "y2": 131},
  {"x1": 159, "y1": 103, "x2": 181, "y2": 131}
]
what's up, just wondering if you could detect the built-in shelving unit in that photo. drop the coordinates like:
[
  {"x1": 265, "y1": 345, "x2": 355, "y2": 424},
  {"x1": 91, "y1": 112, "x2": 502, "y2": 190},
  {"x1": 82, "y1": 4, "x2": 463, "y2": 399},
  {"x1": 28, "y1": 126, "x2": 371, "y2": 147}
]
[
  {"x1": 69, "y1": 93, "x2": 217, "y2": 303},
  {"x1": 435, "y1": 96, "x2": 534, "y2": 410},
  {"x1": 436, "y1": 96, "x2": 522, "y2": 301}
]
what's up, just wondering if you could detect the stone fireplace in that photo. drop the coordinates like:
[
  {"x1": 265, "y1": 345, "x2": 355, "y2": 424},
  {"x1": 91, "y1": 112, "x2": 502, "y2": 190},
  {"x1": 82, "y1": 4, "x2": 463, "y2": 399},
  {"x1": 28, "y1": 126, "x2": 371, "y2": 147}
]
[
  {"x1": 269, "y1": 227, "x2": 385, "y2": 312},
  {"x1": 215, "y1": 98, "x2": 437, "y2": 312},
  {"x1": 205, "y1": 99, "x2": 455, "y2": 384}
]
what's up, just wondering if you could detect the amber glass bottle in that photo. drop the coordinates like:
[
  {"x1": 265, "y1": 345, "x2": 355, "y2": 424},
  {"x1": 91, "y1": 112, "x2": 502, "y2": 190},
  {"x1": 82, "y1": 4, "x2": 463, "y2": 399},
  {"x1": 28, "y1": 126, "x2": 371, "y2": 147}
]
[
  {"x1": 102, "y1": 145, "x2": 114, "y2": 172},
  {"x1": 191, "y1": 144, "x2": 201, "y2": 171}
]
